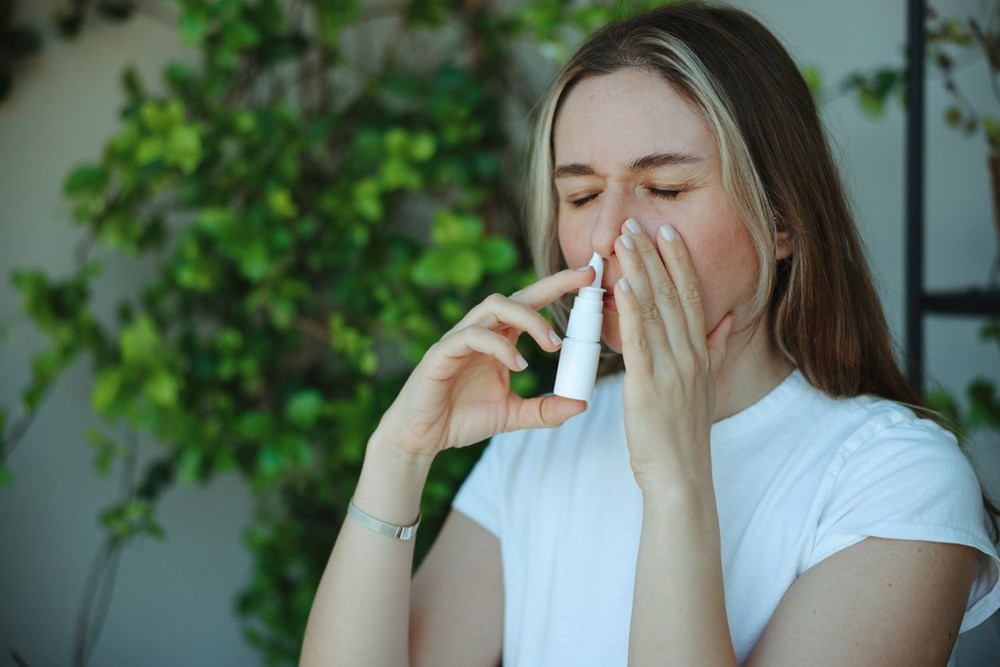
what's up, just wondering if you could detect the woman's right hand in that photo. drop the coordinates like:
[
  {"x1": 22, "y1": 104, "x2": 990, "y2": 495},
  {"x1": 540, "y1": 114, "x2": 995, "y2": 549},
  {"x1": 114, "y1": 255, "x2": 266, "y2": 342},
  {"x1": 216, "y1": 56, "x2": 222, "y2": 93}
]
[{"x1": 371, "y1": 267, "x2": 596, "y2": 461}]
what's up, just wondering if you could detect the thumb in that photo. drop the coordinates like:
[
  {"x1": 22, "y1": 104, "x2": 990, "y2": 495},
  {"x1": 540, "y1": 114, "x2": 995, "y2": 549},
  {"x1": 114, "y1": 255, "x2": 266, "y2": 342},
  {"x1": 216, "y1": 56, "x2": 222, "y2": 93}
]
[
  {"x1": 510, "y1": 395, "x2": 587, "y2": 431},
  {"x1": 706, "y1": 312, "x2": 734, "y2": 379}
]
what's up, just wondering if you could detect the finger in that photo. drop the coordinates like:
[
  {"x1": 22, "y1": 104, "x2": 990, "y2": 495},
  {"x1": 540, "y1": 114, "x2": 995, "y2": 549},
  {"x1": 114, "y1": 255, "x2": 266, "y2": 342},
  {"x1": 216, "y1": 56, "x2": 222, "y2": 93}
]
[
  {"x1": 615, "y1": 230, "x2": 669, "y2": 352},
  {"x1": 431, "y1": 325, "x2": 529, "y2": 376},
  {"x1": 613, "y1": 275, "x2": 653, "y2": 376},
  {"x1": 508, "y1": 266, "x2": 596, "y2": 311},
  {"x1": 655, "y1": 223, "x2": 706, "y2": 342},
  {"x1": 622, "y1": 218, "x2": 689, "y2": 347},
  {"x1": 450, "y1": 293, "x2": 564, "y2": 352},
  {"x1": 507, "y1": 394, "x2": 587, "y2": 431}
]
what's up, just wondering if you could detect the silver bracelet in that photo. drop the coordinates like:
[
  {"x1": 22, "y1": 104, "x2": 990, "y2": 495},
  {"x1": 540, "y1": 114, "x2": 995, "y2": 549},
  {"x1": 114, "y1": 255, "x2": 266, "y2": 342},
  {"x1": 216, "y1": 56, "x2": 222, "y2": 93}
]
[{"x1": 347, "y1": 498, "x2": 421, "y2": 541}]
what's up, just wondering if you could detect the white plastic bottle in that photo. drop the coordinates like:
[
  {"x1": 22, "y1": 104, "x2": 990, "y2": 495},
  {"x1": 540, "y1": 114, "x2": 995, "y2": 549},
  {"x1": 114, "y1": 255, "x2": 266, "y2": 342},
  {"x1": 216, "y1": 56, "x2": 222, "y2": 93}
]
[{"x1": 553, "y1": 252, "x2": 605, "y2": 401}]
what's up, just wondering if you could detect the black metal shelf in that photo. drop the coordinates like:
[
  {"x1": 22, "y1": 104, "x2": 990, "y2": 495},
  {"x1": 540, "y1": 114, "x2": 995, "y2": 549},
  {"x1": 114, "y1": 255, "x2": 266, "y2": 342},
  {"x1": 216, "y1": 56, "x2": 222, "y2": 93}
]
[
  {"x1": 922, "y1": 289, "x2": 1000, "y2": 317},
  {"x1": 903, "y1": 0, "x2": 999, "y2": 392}
]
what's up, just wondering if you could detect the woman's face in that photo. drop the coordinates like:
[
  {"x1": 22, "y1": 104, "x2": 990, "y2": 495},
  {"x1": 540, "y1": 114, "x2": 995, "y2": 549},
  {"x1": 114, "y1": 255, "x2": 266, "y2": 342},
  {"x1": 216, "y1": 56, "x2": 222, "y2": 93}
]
[{"x1": 553, "y1": 68, "x2": 762, "y2": 353}]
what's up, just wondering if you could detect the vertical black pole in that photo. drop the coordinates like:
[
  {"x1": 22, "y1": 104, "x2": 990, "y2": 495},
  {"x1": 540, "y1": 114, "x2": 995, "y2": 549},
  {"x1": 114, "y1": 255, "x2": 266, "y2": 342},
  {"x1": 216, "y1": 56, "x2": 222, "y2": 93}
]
[{"x1": 905, "y1": 0, "x2": 926, "y2": 394}]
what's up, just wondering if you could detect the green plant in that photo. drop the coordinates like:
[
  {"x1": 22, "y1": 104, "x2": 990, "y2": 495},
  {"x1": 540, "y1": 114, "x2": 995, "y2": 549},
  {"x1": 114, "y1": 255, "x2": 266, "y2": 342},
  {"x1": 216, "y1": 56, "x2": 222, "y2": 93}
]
[
  {"x1": 0, "y1": 0, "x2": 140, "y2": 105},
  {"x1": 927, "y1": 322, "x2": 1000, "y2": 437},
  {"x1": 840, "y1": 4, "x2": 1000, "y2": 152},
  {"x1": 840, "y1": 4, "x2": 1000, "y2": 448},
  {"x1": 0, "y1": 1, "x2": 668, "y2": 664},
  {"x1": 1, "y1": 0, "x2": 43, "y2": 101}
]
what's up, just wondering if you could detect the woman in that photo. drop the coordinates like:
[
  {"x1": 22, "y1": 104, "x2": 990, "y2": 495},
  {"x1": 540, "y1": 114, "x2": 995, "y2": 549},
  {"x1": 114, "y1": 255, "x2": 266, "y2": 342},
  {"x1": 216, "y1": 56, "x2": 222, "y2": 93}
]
[{"x1": 301, "y1": 3, "x2": 1000, "y2": 665}]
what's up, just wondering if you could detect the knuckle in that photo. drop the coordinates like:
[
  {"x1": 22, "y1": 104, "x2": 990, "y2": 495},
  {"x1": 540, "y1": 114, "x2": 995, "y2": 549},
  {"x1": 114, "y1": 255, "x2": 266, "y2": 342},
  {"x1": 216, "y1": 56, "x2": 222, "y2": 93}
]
[
  {"x1": 484, "y1": 292, "x2": 505, "y2": 308},
  {"x1": 462, "y1": 324, "x2": 487, "y2": 340},
  {"x1": 655, "y1": 281, "x2": 679, "y2": 305},
  {"x1": 634, "y1": 334, "x2": 649, "y2": 352},
  {"x1": 639, "y1": 301, "x2": 661, "y2": 321},
  {"x1": 681, "y1": 285, "x2": 702, "y2": 305}
]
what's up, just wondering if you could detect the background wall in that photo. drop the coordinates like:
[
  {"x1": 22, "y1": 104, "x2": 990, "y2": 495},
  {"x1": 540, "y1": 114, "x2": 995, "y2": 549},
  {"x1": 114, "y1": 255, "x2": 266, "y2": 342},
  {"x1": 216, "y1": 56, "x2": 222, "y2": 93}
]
[{"x1": 1, "y1": 0, "x2": 997, "y2": 665}]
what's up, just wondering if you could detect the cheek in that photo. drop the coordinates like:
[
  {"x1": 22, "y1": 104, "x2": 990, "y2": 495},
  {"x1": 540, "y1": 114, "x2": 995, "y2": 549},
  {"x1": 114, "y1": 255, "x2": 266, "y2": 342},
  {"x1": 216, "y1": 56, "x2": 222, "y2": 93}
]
[
  {"x1": 684, "y1": 224, "x2": 759, "y2": 326},
  {"x1": 557, "y1": 217, "x2": 588, "y2": 268}
]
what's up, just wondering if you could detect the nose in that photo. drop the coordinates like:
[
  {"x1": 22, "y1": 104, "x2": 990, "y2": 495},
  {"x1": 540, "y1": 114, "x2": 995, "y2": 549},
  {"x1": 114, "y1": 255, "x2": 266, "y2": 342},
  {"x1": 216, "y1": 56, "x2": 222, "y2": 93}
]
[{"x1": 588, "y1": 186, "x2": 637, "y2": 260}]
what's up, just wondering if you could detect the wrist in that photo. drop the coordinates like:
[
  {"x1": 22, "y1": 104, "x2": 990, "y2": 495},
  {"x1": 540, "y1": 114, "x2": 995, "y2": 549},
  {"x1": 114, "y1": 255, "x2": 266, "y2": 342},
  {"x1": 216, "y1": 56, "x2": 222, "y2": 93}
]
[
  {"x1": 367, "y1": 428, "x2": 437, "y2": 472},
  {"x1": 353, "y1": 434, "x2": 434, "y2": 527},
  {"x1": 640, "y1": 479, "x2": 717, "y2": 516}
]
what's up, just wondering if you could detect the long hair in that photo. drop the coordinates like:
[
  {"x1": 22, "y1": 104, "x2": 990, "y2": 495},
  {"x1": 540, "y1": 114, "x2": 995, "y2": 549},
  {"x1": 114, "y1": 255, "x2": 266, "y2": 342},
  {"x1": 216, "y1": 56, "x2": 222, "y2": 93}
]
[{"x1": 527, "y1": 1, "x2": 918, "y2": 405}]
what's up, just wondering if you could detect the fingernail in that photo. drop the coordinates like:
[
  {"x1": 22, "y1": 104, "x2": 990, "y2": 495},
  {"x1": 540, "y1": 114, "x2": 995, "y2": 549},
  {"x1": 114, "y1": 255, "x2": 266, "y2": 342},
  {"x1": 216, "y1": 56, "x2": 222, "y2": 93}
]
[
  {"x1": 659, "y1": 224, "x2": 676, "y2": 242},
  {"x1": 617, "y1": 277, "x2": 631, "y2": 293},
  {"x1": 548, "y1": 330, "x2": 563, "y2": 347},
  {"x1": 624, "y1": 218, "x2": 641, "y2": 234},
  {"x1": 620, "y1": 234, "x2": 635, "y2": 250},
  {"x1": 515, "y1": 353, "x2": 529, "y2": 370}
]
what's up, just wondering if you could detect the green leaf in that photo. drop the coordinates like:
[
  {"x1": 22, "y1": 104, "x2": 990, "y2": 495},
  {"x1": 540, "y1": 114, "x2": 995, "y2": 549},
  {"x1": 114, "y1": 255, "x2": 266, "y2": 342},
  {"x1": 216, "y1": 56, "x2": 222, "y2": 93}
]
[
  {"x1": 449, "y1": 248, "x2": 484, "y2": 289},
  {"x1": 197, "y1": 207, "x2": 238, "y2": 235},
  {"x1": 178, "y1": 12, "x2": 208, "y2": 45},
  {"x1": 178, "y1": 448, "x2": 204, "y2": 484},
  {"x1": 135, "y1": 137, "x2": 165, "y2": 166},
  {"x1": 944, "y1": 106, "x2": 963, "y2": 128},
  {"x1": 64, "y1": 164, "x2": 109, "y2": 196},
  {"x1": 800, "y1": 65, "x2": 822, "y2": 99},
  {"x1": 409, "y1": 132, "x2": 436, "y2": 162},
  {"x1": 166, "y1": 125, "x2": 202, "y2": 174},
  {"x1": 145, "y1": 370, "x2": 180, "y2": 407},
  {"x1": 120, "y1": 316, "x2": 161, "y2": 364},
  {"x1": 285, "y1": 390, "x2": 324, "y2": 428},
  {"x1": 267, "y1": 187, "x2": 298, "y2": 219},
  {"x1": 92, "y1": 368, "x2": 125, "y2": 415},
  {"x1": 431, "y1": 212, "x2": 484, "y2": 245},
  {"x1": 858, "y1": 90, "x2": 885, "y2": 118},
  {"x1": 983, "y1": 118, "x2": 1000, "y2": 152},
  {"x1": 479, "y1": 237, "x2": 518, "y2": 273},
  {"x1": 352, "y1": 179, "x2": 383, "y2": 221},
  {"x1": 237, "y1": 240, "x2": 271, "y2": 281},
  {"x1": 412, "y1": 248, "x2": 451, "y2": 286},
  {"x1": 979, "y1": 321, "x2": 1000, "y2": 342},
  {"x1": 86, "y1": 428, "x2": 122, "y2": 475},
  {"x1": 967, "y1": 378, "x2": 1000, "y2": 429}
]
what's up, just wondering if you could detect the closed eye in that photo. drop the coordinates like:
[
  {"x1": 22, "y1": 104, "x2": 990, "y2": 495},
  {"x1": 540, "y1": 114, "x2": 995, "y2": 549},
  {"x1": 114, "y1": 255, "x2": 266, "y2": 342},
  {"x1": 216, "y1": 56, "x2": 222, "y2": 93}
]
[
  {"x1": 568, "y1": 193, "x2": 599, "y2": 208},
  {"x1": 648, "y1": 187, "x2": 682, "y2": 199},
  {"x1": 567, "y1": 187, "x2": 685, "y2": 208}
]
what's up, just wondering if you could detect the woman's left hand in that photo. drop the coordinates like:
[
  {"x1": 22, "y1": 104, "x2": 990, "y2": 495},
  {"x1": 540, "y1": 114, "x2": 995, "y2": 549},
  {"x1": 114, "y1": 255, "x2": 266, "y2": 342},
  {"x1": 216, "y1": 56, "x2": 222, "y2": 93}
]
[{"x1": 613, "y1": 218, "x2": 734, "y2": 495}]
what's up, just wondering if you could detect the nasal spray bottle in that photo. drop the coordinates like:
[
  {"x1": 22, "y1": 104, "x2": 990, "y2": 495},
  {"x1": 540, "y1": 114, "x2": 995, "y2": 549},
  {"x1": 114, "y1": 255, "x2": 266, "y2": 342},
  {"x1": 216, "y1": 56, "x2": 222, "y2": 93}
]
[{"x1": 553, "y1": 252, "x2": 605, "y2": 401}]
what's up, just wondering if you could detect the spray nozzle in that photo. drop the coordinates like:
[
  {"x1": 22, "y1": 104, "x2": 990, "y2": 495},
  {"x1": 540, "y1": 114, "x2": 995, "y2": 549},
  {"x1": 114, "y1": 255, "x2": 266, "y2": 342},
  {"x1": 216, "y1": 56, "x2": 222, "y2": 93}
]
[{"x1": 587, "y1": 252, "x2": 604, "y2": 290}]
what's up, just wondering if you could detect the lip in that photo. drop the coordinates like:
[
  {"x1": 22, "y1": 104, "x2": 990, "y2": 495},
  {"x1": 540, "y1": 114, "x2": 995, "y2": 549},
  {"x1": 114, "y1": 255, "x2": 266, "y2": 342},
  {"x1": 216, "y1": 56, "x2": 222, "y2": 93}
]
[{"x1": 602, "y1": 292, "x2": 617, "y2": 312}]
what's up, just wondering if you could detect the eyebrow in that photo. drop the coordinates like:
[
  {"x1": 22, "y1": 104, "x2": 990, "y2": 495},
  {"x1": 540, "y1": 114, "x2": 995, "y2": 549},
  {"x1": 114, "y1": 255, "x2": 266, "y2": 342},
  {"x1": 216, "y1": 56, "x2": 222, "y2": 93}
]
[{"x1": 553, "y1": 151, "x2": 703, "y2": 179}]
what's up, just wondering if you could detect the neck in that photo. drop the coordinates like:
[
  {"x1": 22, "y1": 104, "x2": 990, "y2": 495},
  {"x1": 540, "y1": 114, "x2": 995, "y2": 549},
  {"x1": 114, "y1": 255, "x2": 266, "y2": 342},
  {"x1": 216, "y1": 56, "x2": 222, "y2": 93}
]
[{"x1": 713, "y1": 317, "x2": 794, "y2": 422}]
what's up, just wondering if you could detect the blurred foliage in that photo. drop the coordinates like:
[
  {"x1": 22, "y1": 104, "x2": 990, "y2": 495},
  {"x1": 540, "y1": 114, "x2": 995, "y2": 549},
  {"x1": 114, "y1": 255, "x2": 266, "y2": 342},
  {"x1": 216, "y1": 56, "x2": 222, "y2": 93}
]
[
  {"x1": 926, "y1": 322, "x2": 1000, "y2": 439},
  {"x1": 1, "y1": 0, "x2": 668, "y2": 663},
  {"x1": 0, "y1": 0, "x2": 43, "y2": 101},
  {"x1": 839, "y1": 4, "x2": 1000, "y2": 153},
  {"x1": 0, "y1": 0, "x2": 137, "y2": 105},
  {"x1": 839, "y1": 3, "x2": 1000, "y2": 446}
]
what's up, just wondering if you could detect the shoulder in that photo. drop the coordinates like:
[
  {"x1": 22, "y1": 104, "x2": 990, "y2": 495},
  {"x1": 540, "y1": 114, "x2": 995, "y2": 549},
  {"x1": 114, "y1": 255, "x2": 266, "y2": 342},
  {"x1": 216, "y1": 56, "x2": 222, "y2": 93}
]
[
  {"x1": 801, "y1": 381, "x2": 993, "y2": 569},
  {"x1": 816, "y1": 391, "x2": 973, "y2": 490},
  {"x1": 771, "y1": 372, "x2": 965, "y2": 474}
]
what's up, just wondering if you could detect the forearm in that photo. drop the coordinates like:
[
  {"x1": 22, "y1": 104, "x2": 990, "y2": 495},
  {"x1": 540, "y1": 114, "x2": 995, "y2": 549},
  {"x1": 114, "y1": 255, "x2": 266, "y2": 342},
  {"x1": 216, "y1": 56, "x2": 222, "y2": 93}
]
[
  {"x1": 628, "y1": 485, "x2": 737, "y2": 667},
  {"x1": 300, "y1": 435, "x2": 433, "y2": 667}
]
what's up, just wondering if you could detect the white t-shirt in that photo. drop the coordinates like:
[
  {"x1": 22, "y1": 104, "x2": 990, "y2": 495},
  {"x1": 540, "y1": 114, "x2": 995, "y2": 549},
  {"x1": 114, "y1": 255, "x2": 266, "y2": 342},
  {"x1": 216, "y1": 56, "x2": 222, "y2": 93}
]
[{"x1": 452, "y1": 368, "x2": 1000, "y2": 666}]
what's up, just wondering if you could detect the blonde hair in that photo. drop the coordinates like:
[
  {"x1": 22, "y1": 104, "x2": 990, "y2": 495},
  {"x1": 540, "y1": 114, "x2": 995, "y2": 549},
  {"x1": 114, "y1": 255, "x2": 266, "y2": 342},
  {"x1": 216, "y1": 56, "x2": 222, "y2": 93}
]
[{"x1": 526, "y1": 1, "x2": 917, "y2": 403}]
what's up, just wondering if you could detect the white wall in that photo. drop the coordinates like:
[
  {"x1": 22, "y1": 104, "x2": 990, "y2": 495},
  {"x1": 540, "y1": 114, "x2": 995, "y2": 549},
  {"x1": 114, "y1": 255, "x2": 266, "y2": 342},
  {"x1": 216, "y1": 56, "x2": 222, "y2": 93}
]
[
  {"x1": 0, "y1": 3, "x2": 260, "y2": 666},
  {"x1": 0, "y1": 1, "x2": 997, "y2": 665}
]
